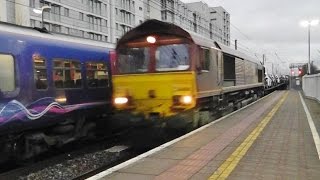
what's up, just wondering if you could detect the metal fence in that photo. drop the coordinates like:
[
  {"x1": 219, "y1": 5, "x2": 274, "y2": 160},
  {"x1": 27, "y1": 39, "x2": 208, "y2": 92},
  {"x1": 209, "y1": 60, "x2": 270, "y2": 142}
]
[{"x1": 302, "y1": 74, "x2": 320, "y2": 102}]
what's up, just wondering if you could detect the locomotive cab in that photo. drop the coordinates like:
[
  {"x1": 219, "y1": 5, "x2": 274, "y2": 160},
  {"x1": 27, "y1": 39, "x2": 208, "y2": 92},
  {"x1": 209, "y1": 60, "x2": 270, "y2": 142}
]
[{"x1": 112, "y1": 32, "x2": 198, "y2": 122}]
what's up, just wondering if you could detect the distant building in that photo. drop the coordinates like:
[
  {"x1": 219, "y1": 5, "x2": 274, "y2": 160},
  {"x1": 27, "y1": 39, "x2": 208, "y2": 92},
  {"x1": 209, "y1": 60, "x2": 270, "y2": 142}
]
[
  {"x1": 0, "y1": 0, "x2": 230, "y2": 46},
  {"x1": 209, "y1": 6, "x2": 230, "y2": 46},
  {"x1": 147, "y1": 0, "x2": 230, "y2": 46}
]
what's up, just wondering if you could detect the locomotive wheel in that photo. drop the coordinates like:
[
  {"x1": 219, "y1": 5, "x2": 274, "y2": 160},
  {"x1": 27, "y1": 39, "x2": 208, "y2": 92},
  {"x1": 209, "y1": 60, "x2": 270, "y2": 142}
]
[
  {"x1": 185, "y1": 109, "x2": 212, "y2": 132},
  {"x1": 253, "y1": 94, "x2": 258, "y2": 101},
  {"x1": 185, "y1": 109, "x2": 200, "y2": 132},
  {"x1": 198, "y1": 110, "x2": 211, "y2": 127}
]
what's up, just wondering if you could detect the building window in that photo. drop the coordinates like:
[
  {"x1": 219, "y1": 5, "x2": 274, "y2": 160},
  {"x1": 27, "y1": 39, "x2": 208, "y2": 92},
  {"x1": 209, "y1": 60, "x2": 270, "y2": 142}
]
[
  {"x1": 30, "y1": 19, "x2": 36, "y2": 27},
  {"x1": 104, "y1": 36, "x2": 108, "y2": 42},
  {"x1": 52, "y1": 24, "x2": 61, "y2": 33},
  {"x1": 97, "y1": 2, "x2": 102, "y2": 15},
  {"x1": 52, "y1": 4, "x2": 60, "y2": 15},
  {"x1": 65, "y1": 27, "x2": 70, "y2": 34},
  {"x1": 29, "y1": 0, "x2": 35, "y2": 8},
  {"x1": 97, "y1": 18, "x2": 101, "y2": 26},
  {"x1": 43, "y1": 22, "x2": 51, "y2": 30},
  {"x1": 79, "y1": 30, "x2": 84, "y2": 37},
  {"x1": 64, "y1": 8, "x2": 69, "y2": 17},
  {"x1": 53, "y1": 59, "x2": 82, "y2": 88},
  {"x1": 86, "y1": 62, "x2": 109, "y2": 87},
  {"x1": 0, "y1": 54, "x2": 15, "y2": 92},
  {"x1": 33, "y1": 54, "x2": 48, "y2": 90},
  {"x1": 139, "y1": 7, "x2": 142, "y2": 11},
  {"x1": 79, "y1": 12, "x2": 84, "y2": 20},
  {"x1": 88, "y1": 16, "x2": 94, "y2": 24},
  {"x1": 98, "y1": 34, "x2": 102, "y2": 41},
  {"x1": 88, "y1": 32, "x2": 94, "y2": 39}
]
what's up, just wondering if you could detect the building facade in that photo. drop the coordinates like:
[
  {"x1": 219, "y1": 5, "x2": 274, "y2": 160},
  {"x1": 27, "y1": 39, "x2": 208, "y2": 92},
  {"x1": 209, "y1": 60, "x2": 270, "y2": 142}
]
[
  {"x1": 145, "y1": 0, "x2": 230, "y2": 45},
  {"x1": 209, "y1": 6, "x2": 230, "y2": 46},
  {"x1": 0, "y1": 0, "x2": 230, "y2": 46}
]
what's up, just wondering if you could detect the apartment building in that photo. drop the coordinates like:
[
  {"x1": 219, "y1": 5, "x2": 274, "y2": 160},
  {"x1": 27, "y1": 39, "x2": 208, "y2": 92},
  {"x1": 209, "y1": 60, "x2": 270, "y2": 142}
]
[
  {"x1": 155, "y1": 0, "x2": 230, "y2": 46},
  {"x1": 0, "y1": 0, "x2": 230, "y2": 46},
  {"x1": 209, "y1": 6, "x2": 230, "y2": 46}
]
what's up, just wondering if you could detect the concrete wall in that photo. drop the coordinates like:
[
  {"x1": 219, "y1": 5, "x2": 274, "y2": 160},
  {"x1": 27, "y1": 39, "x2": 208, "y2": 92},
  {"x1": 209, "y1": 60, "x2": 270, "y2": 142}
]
[
  {"x1": 6, "y1": 0, "x2": 15, "y2": 24},
  {"x1": 303, "y1": 74, "x2": 320, "y2": 102},
  {"x1": 144, "y1": 0, "x2": 161, "y2": 20},
  {"x1": 135, "y1": 0, "x2": 144, "y2": 25},
  {"x1": 0, "y1": 0, "x2": 7, "y2": 22}
]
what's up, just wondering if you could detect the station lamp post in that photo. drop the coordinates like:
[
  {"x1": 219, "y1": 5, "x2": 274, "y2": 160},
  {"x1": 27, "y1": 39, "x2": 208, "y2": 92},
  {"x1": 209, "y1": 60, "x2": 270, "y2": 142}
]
[
  {"x1": 300, "y1": 19, "x2": 319, "y2": 74},
  {"x1": 33, "y1": 5, "x2": 51, "y2": 29}
]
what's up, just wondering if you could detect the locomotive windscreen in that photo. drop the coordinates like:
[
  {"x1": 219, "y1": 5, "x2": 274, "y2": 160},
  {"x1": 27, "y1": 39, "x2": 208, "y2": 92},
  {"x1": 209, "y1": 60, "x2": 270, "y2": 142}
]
[{"x1": 115, "y1": 35, "x2": 191, "y2": 74}]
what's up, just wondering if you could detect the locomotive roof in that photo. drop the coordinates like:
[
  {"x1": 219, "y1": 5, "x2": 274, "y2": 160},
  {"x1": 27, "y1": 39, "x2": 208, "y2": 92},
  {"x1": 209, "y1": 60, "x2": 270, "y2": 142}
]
[
  {"x1": 118, "y1": 19, "x2": 261, "y2": 65},
  {"x1": 116, "y1": 19, "x2": 194, "y2": 49},
  {"x1": 187, "y1": 30, "x2": 261, "y2": 65},
  {"x1": 0, "y1": 22, "x2": 114, "y2": 49}
]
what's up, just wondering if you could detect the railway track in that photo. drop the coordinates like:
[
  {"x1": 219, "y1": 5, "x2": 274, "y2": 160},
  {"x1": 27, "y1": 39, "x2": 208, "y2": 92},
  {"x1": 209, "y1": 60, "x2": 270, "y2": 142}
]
[
  {"x1": 0, "y1": 128, "x2": 133, "y2": 179},
  {"x1": 0, "y1": 126, "x2": 182, "y2": 180}
]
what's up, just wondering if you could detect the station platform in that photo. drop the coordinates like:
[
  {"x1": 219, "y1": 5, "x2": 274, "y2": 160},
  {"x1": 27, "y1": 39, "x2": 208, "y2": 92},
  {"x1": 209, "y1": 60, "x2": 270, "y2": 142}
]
[{"x1": 89, "y1": 90, "x2": 320, "y2": 180}]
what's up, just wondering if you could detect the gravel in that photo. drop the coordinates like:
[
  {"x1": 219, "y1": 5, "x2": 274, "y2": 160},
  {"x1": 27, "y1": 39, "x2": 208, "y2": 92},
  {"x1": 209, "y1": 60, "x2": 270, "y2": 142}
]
[{"x1": 21, "y1": 146, "x2": 129, "y2": 180}]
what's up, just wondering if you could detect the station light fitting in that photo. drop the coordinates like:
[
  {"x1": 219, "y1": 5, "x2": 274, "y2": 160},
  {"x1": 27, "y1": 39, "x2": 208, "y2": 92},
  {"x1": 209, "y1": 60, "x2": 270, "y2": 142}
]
[{"x1": 33, "y1": 5, "x2": 51, "y2": 14}]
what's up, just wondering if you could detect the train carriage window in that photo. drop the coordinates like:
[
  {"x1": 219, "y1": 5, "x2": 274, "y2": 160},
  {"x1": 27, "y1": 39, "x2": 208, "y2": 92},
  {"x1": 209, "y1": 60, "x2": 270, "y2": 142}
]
[
  {"x1": 53, "y1": 59, "x2": 82, "y2": 89},
  {"x1": 0, "y1": 54, "x2": 15, "y2": 92},
  {"x1": 33, "y1": 54, "x2": 48, "y2": 89},
  {"x1": 199, "y1": 48, "x2": 211, "y2": 71},
  {"x1": 86, "y1": 62, "x2": 109, "y2": 87}
]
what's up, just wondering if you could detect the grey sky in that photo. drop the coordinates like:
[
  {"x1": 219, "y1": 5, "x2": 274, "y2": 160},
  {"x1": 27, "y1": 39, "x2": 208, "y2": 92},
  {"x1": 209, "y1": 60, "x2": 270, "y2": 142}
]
[{"x1": 182, "y1": 0, "x2": 320, "y2": 73}]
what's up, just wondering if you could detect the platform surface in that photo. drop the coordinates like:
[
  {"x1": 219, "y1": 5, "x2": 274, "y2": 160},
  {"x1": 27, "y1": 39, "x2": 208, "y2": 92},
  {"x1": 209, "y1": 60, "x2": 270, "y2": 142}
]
[{"x1": 90, "y1": 90, "x2": 320, "y2": 180}]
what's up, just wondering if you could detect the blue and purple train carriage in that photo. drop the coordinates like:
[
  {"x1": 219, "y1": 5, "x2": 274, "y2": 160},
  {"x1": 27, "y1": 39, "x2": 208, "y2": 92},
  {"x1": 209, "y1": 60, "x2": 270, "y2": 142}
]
[{"x1": 0, "y1": 22, "x2": 114, "y2": 160}]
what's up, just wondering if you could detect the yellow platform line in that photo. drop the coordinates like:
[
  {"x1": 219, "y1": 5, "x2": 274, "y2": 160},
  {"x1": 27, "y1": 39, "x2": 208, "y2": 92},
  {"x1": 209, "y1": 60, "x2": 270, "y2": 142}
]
[{"x1": 208, "y1": 91, "x2": 289, "y2": 180}]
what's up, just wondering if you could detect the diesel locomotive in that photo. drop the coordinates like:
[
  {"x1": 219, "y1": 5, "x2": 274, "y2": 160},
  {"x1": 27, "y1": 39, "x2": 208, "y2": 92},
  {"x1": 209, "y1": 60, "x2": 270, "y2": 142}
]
[
  {"x1": 112, "y1": 20, "x2": 264, "y2": 130},
  {"x1": 0, "y1": 22, "x2": 113, "y2": 161}
]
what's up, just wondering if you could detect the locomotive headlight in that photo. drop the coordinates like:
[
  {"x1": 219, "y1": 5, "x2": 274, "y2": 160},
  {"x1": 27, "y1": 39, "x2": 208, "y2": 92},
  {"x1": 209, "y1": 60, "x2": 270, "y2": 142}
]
[
  {"x1": 114, "y1": 97, "x2": 128, "y2": 105},
  {"x1": 146, "y1": 36, "x2": 156, "y2": 44},
  {"x1": 181, "y1": 95, "x2": 193, "y2": 104}
]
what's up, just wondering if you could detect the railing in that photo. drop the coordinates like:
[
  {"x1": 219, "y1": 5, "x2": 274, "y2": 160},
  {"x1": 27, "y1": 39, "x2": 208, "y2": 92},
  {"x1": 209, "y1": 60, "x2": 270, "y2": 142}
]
[{"x1": 302, "y1": 74, "x2": 320, "y2": 102}]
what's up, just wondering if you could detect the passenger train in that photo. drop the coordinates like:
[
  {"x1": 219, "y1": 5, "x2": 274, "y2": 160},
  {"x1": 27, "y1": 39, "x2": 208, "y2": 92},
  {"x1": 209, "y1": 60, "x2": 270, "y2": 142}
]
[
  {"x1": 0, "y1": 23, "x2": 113, "y2": 161},
  {"x1": 112, "y1": 19, "x2": 265, "y2": 130}
]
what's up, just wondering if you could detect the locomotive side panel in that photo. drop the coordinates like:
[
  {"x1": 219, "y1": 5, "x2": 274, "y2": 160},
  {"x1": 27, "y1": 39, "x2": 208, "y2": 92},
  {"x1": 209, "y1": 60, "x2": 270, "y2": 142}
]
[
  {"x1": 244, "y1": 60, "x2": 259, "y2": 85},
  {"x1": 235, "y1": 58, "x2": 245, "y2": 86},
  {"x1": 196, "y1": 47, "x2": 222, "y2": 98}
]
